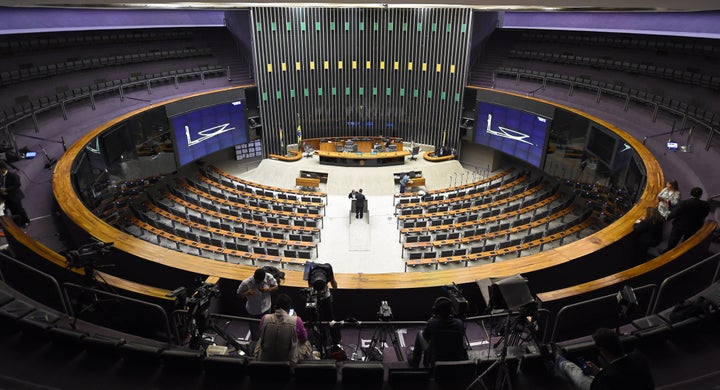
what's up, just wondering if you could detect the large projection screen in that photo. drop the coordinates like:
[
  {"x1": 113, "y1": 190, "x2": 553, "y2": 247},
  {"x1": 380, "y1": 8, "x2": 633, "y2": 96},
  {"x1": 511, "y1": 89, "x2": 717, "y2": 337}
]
[
  {"x1": 169, "y1": 100, "x2": 248, "y2": 167},
  {"x1": 474, "y1": 101, "x2": 550, "y2": 168}
]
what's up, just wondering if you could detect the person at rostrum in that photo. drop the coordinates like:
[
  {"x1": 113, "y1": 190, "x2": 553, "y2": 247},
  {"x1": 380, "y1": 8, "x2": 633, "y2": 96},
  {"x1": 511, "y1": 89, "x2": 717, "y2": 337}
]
[
  {"x1": 661, "y1": 186, "x2": 711, "y2": 252},
  {"x1": 348, "y1": 188, "x2": 366, "y2": 219},
  {"x1": 553, "y1": 327, "x2": 654, "y2": 390},
  {"x1": 410, "y1": 297, "x2": 467, "y2": 368},
  {"x1": 254, "y1": 293, "x2": 313, "y2": 363},
  {"x1": 237, "y1": 268, "x2": 278, "y2": 341},
  {"x1": 0, "y1": 161, "x2": 30, "y2": 227},
  {"x1": 632, "y1": 207, "x2": 665, "y2": 261}
]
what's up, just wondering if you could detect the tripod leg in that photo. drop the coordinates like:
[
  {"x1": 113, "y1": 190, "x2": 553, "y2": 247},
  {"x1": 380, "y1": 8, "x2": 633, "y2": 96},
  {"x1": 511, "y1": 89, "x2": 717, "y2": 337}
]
[{"x1": 387, "y1": 326, "x2": 404, "y2": 361}]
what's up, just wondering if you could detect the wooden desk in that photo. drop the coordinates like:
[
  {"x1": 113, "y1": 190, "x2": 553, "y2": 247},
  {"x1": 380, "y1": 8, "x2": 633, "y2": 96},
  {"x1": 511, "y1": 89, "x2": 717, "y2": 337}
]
[
  {"x1": 317, "y1": 150, "x2": 410, "y2": 167},
  {"x1": 407, "y1": 177, "x2": 426, "y2": 188},
  {"x1": 296, "y1": 177, "x2": 320, "y2": 189},
  {"x1": 269, "y1": 150, "x2": 302, "y2": 162}
]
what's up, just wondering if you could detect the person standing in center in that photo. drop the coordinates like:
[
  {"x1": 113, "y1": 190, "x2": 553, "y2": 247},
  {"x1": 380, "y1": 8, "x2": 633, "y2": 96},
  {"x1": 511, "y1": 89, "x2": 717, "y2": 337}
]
[
  {"x1": 237, "y1": 268, "x2": 278, "y2": 341},
  {"x1": 350, "y1": 188, "x2": 366, "y2": 219}
]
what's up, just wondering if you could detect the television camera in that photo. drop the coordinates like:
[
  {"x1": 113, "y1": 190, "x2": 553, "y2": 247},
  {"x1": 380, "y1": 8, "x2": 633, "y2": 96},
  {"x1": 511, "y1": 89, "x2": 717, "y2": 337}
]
[
  {"x1": 441, "y1": 282, "x2": 469, "y2": 318},
  {"x1": 299, "y1": 287, "x2": 319, "y2": 312},
  {"x1": 64, "y1": 241, "x2": 114, "y2": 270},
  {"x1": 168, "y1": 281, "x2": 221, "y2": 350},
  {"x1": 378, "y1": 300, "x2": 393, "y2": 321}
]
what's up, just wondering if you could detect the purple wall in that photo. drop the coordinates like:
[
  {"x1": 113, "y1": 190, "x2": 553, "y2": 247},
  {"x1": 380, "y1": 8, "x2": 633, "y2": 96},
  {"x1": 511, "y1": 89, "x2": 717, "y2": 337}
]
[
  {"x1": 502, "y1": 11, "x2": 720, "y2": 39},
  {"x1": 224, "y1": 10, "x2": 253, "y2": 53},
  {"x1": 0, "y1": 8, "x2": 225, "y2": 34}
]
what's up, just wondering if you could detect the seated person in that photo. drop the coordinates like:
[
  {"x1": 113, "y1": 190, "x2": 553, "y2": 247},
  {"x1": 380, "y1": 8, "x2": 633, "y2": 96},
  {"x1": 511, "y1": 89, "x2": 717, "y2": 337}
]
[
  {"x1": 410, "y1": 297, "x2": 467, "y2": 368},
  {"x1": 254, "y1": 293, "x2": 313, "y2": 363},
  {"x1": 553, "y1": 328, "x2": 654, "y2": 390},
  {"x1": 632, "y1": 207, "x2": 665, "y2": 261}
]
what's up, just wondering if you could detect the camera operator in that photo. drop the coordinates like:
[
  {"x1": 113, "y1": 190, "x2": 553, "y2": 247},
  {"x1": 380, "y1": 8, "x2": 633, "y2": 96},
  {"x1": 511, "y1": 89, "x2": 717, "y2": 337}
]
[
  {"x1": 307, "y1": 263, "x2": 341, "y2": 344},
  {"x1": 237, "y1": 268, "x2": 278, "y2": 341},
  {"x1": 410, "y1": 297, "x2": 467, "y2": 368}
]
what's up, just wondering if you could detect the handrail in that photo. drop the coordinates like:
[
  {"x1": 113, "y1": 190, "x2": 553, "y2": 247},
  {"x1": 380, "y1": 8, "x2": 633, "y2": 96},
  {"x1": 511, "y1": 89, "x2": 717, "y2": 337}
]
[
  {"x1": 62, "y1": 282, "x2": 174, "y2": 344},
  {"x1": 493, "y1": 69, "x2": 719, "y2": 149},
  {"x1": 549, "y1": 284, "x2": 656, "y2": 343},
  {"x1": 651, "y1": 251, "x2": 720, "y2": 314},
  {"x1": 0, "y1": 67, "x2": 231, "y2": 135},
  {"x1": 0, "y1": 252, "x2": 70, "y2": 315}
]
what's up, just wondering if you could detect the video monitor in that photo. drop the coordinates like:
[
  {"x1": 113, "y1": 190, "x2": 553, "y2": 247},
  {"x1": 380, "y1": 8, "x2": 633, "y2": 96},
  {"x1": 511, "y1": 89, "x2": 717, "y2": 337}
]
[
  {"x1": 585, "y1": 125, "x2": 618, "y2": 167},
  {"x1": 474, "y1": 102, "x2": 550, "y2": 168},
  {"x1": 170, "y1": 100, "x2": 248, "y2": 167}
]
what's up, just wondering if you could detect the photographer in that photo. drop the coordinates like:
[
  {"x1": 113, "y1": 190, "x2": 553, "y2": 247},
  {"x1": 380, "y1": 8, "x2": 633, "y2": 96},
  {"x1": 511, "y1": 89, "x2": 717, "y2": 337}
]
[
  {"x1": 237, "y1": 268, "x2": 278, "y2": 341},
  {"x1": 553, "y1": 328, "x2": 654, "y2": 390},
  {"x1": 307, "y1": 263, "x2": 341, "y2": 345},
  {"x1": 255, "y1": 293, "x2": 313, "y2": 363},
  {"x1": 410, "y1": 297, "x2": 467, "y2": 368}
]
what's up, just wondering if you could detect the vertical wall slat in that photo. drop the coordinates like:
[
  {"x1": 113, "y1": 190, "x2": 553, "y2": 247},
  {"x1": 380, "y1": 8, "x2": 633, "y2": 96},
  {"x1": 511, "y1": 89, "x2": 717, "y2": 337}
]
[{"x1": 251, "y1": 7, "x2": 472, "y2": 156}]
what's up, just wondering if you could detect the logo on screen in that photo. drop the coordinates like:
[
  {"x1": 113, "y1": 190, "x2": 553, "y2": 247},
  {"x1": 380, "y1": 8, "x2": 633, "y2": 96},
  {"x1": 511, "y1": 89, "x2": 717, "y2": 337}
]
[
  {"x1": 485, "y1": 114, "x2": 535, "y2": 146},
  {"x1": 185, "y1": 123, "x2": 236, "y2": 147}
]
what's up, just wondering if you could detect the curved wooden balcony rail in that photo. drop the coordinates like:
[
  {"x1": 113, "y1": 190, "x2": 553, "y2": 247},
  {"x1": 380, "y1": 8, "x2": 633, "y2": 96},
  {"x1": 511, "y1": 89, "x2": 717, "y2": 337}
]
[
  {"x1": 51, "y1": 87, "x2": 664, "y2": 292},
  {"x1": 0, "y1": 216, "x2": 173, "y2": 302},
  {"x1": 536, "y1": 221, "x2": 718, "y2": 305}
]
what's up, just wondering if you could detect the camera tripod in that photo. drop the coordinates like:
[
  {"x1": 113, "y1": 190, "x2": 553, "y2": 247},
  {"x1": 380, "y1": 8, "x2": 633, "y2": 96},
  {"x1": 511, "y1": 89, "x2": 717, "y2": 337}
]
[
  {"x1": 466, "y1": 310, "x2": 541, "y2": 390},
  {"x1": 364, "y1": 321, "x2": 404, "y2": 362}
]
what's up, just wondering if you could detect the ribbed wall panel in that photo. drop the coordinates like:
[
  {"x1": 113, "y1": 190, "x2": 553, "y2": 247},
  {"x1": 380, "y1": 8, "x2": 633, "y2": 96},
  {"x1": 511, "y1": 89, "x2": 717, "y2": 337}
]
[{"x1": 252, "y1": 7, "x2": 472, "y2": 156}]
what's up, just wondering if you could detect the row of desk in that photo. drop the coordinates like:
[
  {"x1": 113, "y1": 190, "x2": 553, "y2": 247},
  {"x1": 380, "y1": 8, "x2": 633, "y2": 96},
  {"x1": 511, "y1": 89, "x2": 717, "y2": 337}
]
[
  {"x1": 208, "y1": 165, "x2": 327, "y2": 203},
  {"x1": 395, "y1": 174, "x2": 529, "y2": 211},
  {"x1": 404, "y1": 219, "x2": 592, "y2": 271},
  {"x1": 393, "y1": 168, "x2": 514, "y2": 205},
  {"x1": 396, "y1": 184, "x2": 544, "y2": 226},
  {"x1": 130, "y1": 217, "x2": 315, "y2": 270},
  {"x1": 159, "y1": 192, "x2": 321, "y2": 237},
  {"x1": 402, "y1": 204, "x2": 576, "y2": 254},
  {"x1": 399, "y1": 192, "x2": 562, "y2": 237},
  {"x1": 194, "y1": 175, "x2": 325, "y2": 213},
  {"x1": 179, "y1": 183, "x2": 324, "y2": 223},
  {"x1": 146, "y1": 202, "x2": 318, "y2": 252}
]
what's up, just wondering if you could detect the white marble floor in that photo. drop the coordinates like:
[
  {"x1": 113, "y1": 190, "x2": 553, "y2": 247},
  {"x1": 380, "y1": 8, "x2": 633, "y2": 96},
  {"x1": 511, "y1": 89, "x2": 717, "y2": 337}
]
[{"x1": 212, "y1": 149, "x2": 490, "y2": 274}]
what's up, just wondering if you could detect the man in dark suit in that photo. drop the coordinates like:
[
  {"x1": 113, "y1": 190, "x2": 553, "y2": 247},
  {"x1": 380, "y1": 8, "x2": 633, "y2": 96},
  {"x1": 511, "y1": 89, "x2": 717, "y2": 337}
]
[
  {"x1": 0, "y1": 161, "x2": 30, "y2": 227},
  {"x1": 662, "y1": 186, "x2": 711, "y2": 252},
  {"x1": 349, "y1": 188, "x2": 366, "y2": 219}
]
